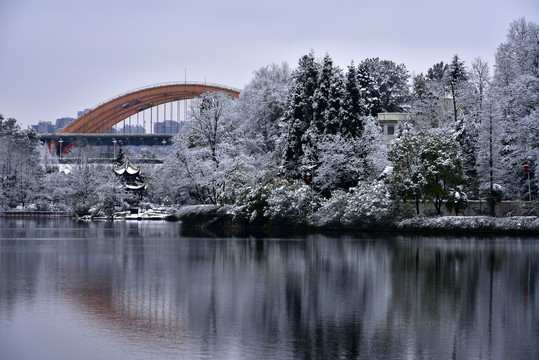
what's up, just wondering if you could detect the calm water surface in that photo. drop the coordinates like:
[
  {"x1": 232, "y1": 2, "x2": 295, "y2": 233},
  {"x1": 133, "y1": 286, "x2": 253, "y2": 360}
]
[{"x1": 0, "y1": 218, "x2": 537, "y2": 360}]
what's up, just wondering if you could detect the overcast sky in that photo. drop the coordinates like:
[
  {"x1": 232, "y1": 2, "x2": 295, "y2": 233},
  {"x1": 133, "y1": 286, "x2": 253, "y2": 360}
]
[{"x1": 1, "y1": 0, "x2": 537, "y2": 128}]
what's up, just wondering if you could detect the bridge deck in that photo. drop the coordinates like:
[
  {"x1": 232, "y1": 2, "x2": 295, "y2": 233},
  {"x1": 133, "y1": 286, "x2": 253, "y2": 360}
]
[
  {"x1": 57, "y1": 158, "x2": 164, "y2": 164},
  {"x1": 38, "y1": 133, "x2": 174, "y2": 147}
]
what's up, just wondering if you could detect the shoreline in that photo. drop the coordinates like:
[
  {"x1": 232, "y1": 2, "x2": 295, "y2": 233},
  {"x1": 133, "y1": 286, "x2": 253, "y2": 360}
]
[
  {"x1": 170, "y1": 206, "x2": 539, "y2": 236},
  {"x1": 3, "y1": 208, "x2": 539, "y2": 236}
]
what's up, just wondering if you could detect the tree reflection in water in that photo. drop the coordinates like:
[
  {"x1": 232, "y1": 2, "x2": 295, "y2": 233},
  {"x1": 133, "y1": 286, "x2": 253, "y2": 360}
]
[{"x1": 0, "y1": 219, "x2": 537, "y2": 360}]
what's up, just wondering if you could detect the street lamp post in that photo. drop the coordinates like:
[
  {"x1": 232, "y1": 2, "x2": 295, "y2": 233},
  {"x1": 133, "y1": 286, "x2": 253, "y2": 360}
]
[
  {"x1": 524, "y1": 164, "x2": 532, "y2": 201},
  {"x1": 112, "y1": 139, "x2": 117, "y2": 159},
  {"x1": 58, "y1": 139, "x2": 63, "y2": 160}
]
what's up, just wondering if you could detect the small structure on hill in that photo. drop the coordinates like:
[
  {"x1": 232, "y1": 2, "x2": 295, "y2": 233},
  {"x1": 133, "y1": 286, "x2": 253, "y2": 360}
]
[{"x1": 113, "y1": 157, "x2": 147, "y2": 199}]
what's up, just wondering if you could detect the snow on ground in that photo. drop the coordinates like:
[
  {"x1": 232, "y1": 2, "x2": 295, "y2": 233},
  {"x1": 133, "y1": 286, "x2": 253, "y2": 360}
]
[{"x1": 398, "y1": 216, "x2": 539, "y2": 234}]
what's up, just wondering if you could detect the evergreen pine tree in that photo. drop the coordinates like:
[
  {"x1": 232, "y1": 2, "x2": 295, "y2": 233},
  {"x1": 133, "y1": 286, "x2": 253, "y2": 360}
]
[
  {"x1": 341, "y1": 62, "x2": 364, "y2": 138},
  {"x1": 447, "y1": 54, "x2": 469, "y2": 123},
  {"x1": 313, "y1": 54, "x2": 343, "y2": 135},
  {"x1": 427, "y1": 62, "x2": 448, "y2": 81},
  {"x1": 412, "y1": 61, "x2": 452, "y2": 129},
  {"x1": 360, "y1": 58, "x2": 410, "y2": 114},
  {"x1": 281, "y1": 52, "x2": 393, "y2": 189},
  {"x1": 491, "y1": 18, "x2": 539, "y2": 199},
  {"x1": 115, "y1": 141, "x2": 125, "y2": 165},
  {"x1": 455, "y1": 116, "x2": 479, "y2": 183},
  {"x1": 356, "y1": 63, "x2": 380, "y2": 116},
  {"x1": 312, "y1": 54, "x2": 331, "y2": 133},
  {"x1": 282, "y1": 52, "x2": 319, "y2": 178}
]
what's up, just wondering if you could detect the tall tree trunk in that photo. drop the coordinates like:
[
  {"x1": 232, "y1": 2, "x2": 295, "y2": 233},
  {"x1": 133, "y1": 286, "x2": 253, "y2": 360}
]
[
  {"x1": 450, "y1": 82, "x2": 458, "y2": 123},
  {"x1": 488, "y1": 113, "x2": 496, "y2": 217}
]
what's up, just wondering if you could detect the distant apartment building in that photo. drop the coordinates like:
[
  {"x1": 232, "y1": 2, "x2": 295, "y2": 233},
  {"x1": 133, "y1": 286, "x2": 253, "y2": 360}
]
[
  {"x1": 112, "y1": 125, "x2": 146, "y2": 134},
  {"x1": 153, "y1": 120, "x2": 181, "y2": 134},
  {"x1": 55, "y1": 117, "x2": 74, "y2": 132},
  {"x1": 31, "y1": 121, "x2": 56, "y2": 133},
  {"x1": 77, "y1": 108, "x2": 91, "y2": 118}
]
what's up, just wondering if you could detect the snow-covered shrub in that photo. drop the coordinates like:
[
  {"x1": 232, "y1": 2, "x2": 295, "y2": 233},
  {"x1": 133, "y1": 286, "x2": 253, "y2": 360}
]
[
  {"x1": 265, "y1": 180, "x2": 321, "y2": 226},
  {"x1": 227, "y1": 181, "x2": 274, "y2": 224},
  {"x1": 341, "y1": 180, "x2": 399, "y2": 228},
  {"x1": 229, "y1": 179, "x2": 321, "y2": 227},
  {"x1": 41, "y1": 160, "x2": 132, "y2": 217},
  {"x1": 388, "y1": 133, "x2": 465, "y2": 215},
  {"x1": 445, "y1": 186, "x2": 469, "y2": 215},
  {"x1": 478, "y1": 182, "x2": 504, "y2": 216},
  {"x1": 92, "y1": 172, "x2": 131, "y2": 217},
  {"x1": 312, "y1": 180, "x2": 402, "y2": 229},
  {"x1": 310, "y1": 189, "x2": 349, "y2": 228}
]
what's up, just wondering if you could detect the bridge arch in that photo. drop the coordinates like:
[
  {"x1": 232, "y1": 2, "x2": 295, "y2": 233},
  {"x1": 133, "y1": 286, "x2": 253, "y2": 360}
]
[{"x1": 61, "y1": 82, "x2": 241, "y2": 134}]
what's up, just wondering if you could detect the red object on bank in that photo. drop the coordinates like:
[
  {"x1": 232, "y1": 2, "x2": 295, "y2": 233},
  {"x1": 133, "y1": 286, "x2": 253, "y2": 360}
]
[{"x1": 524, "y1": 165, "x2": 529, "y2": 173}]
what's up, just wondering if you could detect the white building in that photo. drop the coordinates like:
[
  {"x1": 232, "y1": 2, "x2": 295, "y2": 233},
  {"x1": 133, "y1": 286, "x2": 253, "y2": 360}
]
[{"x1": 377, "y1": 112, "x2": 416, "y2": 144}]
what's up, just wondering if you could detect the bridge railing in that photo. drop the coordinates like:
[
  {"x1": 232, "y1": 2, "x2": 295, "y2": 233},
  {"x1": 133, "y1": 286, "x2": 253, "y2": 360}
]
[
  {"x1": 56, "y1": 158, "x2": 164, "y2": 164},
  {"x1": 38, "y1": 133, "x2": 175, "y2": 147}
]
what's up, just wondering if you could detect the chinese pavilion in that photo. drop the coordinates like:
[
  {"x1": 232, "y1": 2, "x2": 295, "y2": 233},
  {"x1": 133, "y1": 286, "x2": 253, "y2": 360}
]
[{"x1": 113, "y1": 157, "x2": 147, "y2": 197}]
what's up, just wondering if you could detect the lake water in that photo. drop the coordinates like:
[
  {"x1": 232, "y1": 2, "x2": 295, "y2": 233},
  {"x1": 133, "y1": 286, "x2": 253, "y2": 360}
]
[{"x1": 0, "y1": 218, "x2": 537, "y2": 360}]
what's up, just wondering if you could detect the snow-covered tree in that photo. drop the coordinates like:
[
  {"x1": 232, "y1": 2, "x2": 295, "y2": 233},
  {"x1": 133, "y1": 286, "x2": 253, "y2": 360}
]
[
  {"x1": 161, "y1": 91, "x2": 247, "y2": 205},
  {"x1": 41, "y1": 154, "x2": 131, "y2": 216},
  {"x1": 387, "y1": 135, "x2": 424, "y2": 214},
  {"x1": 469, "y1": 57, "x2": 491, "y2": 118},
  {"x1": 62, "y1": 149, "x2": 100, "y2": 215},
  {"x1": 411, "y1": 57, "x2": 482, "y2": 194},
  {"x1": 281, "y1": 52, "x2": 388, "y2": 192},
  {"x1": 329, "y1": 61, "x2": 380, "y2": 139},
  {"x1": 447, "y1": 54, "x2": 469, "y2": 123},
  {"x1": 282, "y1": 52, "x2": 319, "y2": 179},
  {"x1": 454, "y1": 57, "x2": 491, "y2": 194},
  {"x1": 476, "y1": 95, "x2": 504, "y2": 215},
  {"x1": 313, "y1": 54, "x2": 343, "y2": 134},
  {"x1": 416, "y1": 57, "x2": 473, "y2": 128},
  {"x1": 427, "y1": 62, "x2": 448, "y2": 82},
  {"x1": 389, "y1": 134, "x2": 465, "y2": 215},
  {"x1": 189, "y1": 91, "x2": 230, "y2": 160},
  {"x1": 341, "y1": 63, "x2": 361, "y2": 133},
  {"x1": 314, "y1": 134, "x2": 364, "y2": 194},
  {"x1": 0, "y1": 115, "x2": 43, "y2": 209},
  {"x1": 419, "y1": 134, "x2": 465, "y2": 214},
  {"x1": 94, "y1": 169, "x2": 130, "y2": 217},
  {"x1": 454, "y1": 115, "x2": 479, "y2": 188},
  {"x1": 411, "y1": 62, "x2": 452, "y2": 130},
  {"x1": 411, "y1": 73, "x2": 427, "y2": 102},
  {"x1": 492, "y1": 18, "x2": 539, "y2": 199},
  {"x1": 114, "y1": 141, "x2": 126, "y2": 165},
  {"x1": 445, "y1": 185, "x2": 468, "y2": 215},
  {"x1": 233, "y1": 63, "x2": 291, "y2": 179},
  {"x1": 359, "y1": 57, "x2": 410, "y2": 114}
]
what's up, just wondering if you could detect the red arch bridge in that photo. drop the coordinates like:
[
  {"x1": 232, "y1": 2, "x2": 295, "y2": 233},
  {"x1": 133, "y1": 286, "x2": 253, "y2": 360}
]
[{"x1": 39, "y1": 82, "x2": 241, "y2": 153}]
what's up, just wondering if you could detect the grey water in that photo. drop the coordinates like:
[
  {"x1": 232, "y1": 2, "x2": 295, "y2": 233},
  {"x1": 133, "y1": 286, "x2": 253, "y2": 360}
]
[{"x1": 0, "y1": 218, "x2": 537, "y2": 360}]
